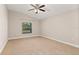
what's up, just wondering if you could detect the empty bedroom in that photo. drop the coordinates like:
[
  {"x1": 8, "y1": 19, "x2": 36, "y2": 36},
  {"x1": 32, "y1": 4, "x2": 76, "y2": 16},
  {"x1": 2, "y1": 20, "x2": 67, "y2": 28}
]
[{"x1": 0, "y1": 4, "x2": 79, "y2": 55}]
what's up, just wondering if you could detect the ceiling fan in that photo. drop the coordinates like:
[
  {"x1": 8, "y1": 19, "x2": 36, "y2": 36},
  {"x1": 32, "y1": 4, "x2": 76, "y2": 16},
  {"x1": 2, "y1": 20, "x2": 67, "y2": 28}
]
[{"x1": 28, "y1": 4, "x2": 46, "y2": 14}]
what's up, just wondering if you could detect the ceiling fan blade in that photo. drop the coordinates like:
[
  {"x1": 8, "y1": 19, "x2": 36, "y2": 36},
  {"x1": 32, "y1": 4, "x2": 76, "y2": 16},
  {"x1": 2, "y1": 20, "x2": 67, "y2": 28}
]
[
  {"x1": 39, "y1": 9, "x2": 45, "y2": 12},
  {"x1": 30, "y1": 4, "x2": 37, "y2": 8},
  {"x1": 39, "y1": 5, "x2": 45, "y2": 8},
  {"x1": 28, "y1": 9, "x2": 34, "y2": 11},
  {"x1": 36, "y1": 4, "x2": 39, "y2": 7}
]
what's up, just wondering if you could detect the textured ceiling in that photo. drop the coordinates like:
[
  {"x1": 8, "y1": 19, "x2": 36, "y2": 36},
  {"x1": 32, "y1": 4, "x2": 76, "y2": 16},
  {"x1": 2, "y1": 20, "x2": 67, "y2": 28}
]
[{"x1": 6, "y1": 4, "x2": 78, "y2": 20}]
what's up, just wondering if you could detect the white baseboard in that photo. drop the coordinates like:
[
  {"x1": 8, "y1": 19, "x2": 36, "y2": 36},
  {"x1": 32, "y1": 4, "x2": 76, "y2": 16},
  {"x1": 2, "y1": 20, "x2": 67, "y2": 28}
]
[
  {"x1": 8, "y1": 35, "x2": 41, "y2": 40},
  {"x1": 0, "y1": 39, "x2": 8, "y2": 54},
  {"x1": 2, "y1": 34, "x2": 78, "y2": 55},
  {"x1": 41, "y1": 35, "x2": 79, "y2": 48},
  {"x1": 8, "y1": 34, "x2": 79, "y2": 48},
  {"x1": 0, "y1": 35, "x2": 40, "y2": 54}
]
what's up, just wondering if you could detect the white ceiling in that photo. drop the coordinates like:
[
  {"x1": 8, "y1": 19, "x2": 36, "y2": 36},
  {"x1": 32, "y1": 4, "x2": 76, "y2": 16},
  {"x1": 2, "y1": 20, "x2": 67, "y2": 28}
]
[{"x1": 6, "y1": 4, "x2": 78, "y2": 20}]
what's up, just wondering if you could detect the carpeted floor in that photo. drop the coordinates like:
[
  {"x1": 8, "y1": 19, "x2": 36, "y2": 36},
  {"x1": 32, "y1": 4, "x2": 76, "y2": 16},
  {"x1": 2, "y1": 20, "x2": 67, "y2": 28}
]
[{"x1": 2, "y1": 36, "x2": 79, "y2": 55}]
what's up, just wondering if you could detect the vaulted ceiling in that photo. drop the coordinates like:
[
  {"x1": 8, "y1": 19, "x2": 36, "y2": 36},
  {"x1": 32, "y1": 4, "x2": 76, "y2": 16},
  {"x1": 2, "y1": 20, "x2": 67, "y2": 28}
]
[{"x1": 6, "y1": 4, "x2": 78, "y2": 20}]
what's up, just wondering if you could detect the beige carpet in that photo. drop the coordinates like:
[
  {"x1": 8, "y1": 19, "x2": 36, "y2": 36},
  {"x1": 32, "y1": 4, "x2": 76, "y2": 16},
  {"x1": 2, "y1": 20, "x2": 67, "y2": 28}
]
[{"x1": 2, "y1": 36, "x2": 79, "y2": 55}]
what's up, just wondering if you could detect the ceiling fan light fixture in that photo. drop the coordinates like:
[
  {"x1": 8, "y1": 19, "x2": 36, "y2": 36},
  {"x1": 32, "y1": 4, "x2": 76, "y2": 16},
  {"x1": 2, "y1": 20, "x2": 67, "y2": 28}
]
[
  {"x1": 35, "y1": 9, "x2": 39, "y2": 14},
  {"x1": 28, "y1": 4, "x2": 46, "y2": 14}
]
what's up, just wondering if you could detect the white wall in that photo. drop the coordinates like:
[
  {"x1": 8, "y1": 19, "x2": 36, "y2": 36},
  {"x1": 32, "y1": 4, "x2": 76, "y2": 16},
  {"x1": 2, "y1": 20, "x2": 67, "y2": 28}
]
[
  {"x1": 8, "y1": 7, "x2": 79, "y2": 48},
  {"x1": 41, "y1": 9, "x2": 79, "y2": 47},
  {"x1": 8, "y1": 10, "x2": 40, "y2": 40},
  {"x1": 0, "y1": 5, "x2": 8, "y2": 53}
]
